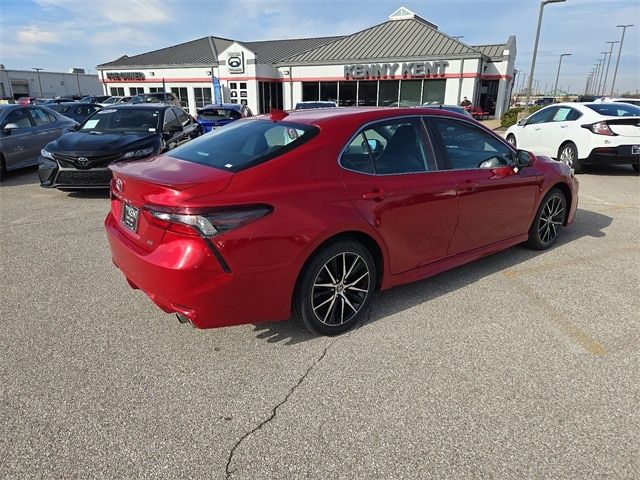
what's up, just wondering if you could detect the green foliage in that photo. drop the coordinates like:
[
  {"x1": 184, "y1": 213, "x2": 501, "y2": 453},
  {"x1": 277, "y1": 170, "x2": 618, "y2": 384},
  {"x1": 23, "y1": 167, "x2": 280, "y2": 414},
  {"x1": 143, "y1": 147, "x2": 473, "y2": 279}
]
[{"x1": 500, "y1": 106, "x2": 543, "y2": 128}]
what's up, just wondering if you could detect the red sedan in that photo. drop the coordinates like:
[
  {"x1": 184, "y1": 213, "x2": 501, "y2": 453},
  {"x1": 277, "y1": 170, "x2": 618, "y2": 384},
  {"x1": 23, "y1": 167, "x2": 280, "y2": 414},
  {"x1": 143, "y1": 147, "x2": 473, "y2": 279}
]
[{"x1": 105, "y1": 107, "x2": 578, "y2": 335}]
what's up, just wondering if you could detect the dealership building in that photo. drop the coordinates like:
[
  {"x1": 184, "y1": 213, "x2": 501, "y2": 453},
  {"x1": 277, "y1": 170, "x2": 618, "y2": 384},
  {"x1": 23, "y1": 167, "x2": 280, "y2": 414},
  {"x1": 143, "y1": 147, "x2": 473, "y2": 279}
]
[{"x1": 97, "y1": 7, "x2": 516, "y2": 117}]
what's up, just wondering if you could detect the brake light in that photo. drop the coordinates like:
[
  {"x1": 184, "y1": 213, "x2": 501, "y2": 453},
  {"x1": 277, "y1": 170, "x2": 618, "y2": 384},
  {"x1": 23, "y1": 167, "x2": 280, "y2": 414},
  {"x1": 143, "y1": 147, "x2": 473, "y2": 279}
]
[
  {"x1": 583, "y1": 121, "x2": 616, "y2": 136},
  {"x1": 143, "y1": 205, "x2": 273, "y2": 237}
]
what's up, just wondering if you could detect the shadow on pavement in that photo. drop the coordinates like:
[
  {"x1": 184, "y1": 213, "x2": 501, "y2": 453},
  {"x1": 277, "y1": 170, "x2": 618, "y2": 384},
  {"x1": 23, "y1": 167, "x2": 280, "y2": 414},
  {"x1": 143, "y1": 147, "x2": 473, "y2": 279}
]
[
  {"x1": 0, "y1": 166, "x2": 39, "y2": 188},
  {"x1": 252, "y1": 207, "x2": 613, "y2": 345},
  {"x1": 580, "y1": 164, "x2": 638, "y2": 176}
]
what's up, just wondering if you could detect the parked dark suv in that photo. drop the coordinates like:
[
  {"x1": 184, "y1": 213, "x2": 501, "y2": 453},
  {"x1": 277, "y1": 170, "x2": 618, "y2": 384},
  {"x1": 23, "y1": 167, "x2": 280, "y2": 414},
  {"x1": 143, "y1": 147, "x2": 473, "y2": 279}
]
[{"x1": 38, "y1": 104, "x2": 201, "y2": 189}]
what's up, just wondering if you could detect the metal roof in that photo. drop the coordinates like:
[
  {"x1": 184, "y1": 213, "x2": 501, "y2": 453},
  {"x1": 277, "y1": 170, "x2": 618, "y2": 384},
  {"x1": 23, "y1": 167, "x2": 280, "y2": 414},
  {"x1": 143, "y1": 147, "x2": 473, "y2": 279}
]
[
  {"x1": 471, "y1": 44, "x2": 507, "y2": 58},
  {"x1": 241, "y1": 36, "x2": 345, "y2": 64},
  {"x1": 97, "y1": 36, "x2": 235, "y2": 68},
  {"x1": 279, "y1": 18, "x2": 481, "y2": 64}
]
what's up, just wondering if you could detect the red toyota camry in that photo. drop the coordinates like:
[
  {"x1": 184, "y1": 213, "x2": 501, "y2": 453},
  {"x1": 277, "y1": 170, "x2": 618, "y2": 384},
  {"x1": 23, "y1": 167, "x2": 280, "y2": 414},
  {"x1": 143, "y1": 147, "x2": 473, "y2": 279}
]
[{"x1": 105, "y1": 107, "x2": 578, "y2": 335}]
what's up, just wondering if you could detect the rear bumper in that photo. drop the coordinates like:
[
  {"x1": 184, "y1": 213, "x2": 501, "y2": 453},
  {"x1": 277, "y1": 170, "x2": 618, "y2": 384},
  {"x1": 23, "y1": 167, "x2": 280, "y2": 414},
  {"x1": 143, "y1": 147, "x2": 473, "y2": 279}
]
[
  {"x1": 38, "y1": 156, "x2": 112, "y2": 188},
  {"x1": 584, "y1": 145, "x2": 640, "y2": 165},
  {"x1": 104, "y1": 212, "x2": 294, "y2": 328}
]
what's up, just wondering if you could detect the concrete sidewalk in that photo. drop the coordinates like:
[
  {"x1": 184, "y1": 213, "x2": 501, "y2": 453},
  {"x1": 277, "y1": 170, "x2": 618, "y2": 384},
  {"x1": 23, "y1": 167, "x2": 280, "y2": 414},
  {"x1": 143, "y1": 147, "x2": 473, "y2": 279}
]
[{"x1": 480, "y1": 118, "x2": 503, "y2": 131}]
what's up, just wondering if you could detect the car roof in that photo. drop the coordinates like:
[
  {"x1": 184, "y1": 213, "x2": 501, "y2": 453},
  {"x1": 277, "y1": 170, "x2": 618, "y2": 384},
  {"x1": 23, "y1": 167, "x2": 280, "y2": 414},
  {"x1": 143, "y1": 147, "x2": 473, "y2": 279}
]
[
  {"x1": 104, "y1": 104, "x2": 170, "y2": 110},
  {"x1": 199, "y1": 103, "x2": 243, "y2": 110},
  {"x1": 267, "y1": 106, "x2": 474, "y2": 126}
]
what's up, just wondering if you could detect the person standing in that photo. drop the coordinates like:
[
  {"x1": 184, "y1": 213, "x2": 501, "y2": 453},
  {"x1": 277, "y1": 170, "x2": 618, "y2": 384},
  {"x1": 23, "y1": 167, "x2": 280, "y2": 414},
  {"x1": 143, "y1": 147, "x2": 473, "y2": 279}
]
[{"x1": 460, "y1": 96, "x2": 472, "y2": 111}]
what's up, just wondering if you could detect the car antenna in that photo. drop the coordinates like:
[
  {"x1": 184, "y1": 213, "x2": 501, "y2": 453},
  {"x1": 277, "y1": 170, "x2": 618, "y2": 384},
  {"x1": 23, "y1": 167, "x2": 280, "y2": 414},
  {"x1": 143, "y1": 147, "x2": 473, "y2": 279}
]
[{"x1": 270, "y1": 108, "x2": 288, "y2": 121}]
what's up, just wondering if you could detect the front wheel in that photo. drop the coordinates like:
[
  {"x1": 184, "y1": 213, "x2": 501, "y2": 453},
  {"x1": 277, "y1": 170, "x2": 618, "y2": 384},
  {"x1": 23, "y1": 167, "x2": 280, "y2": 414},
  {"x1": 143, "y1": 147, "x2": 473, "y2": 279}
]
[
  {"x1": 295, "y1": 240, "x2": 377, "y2": 335},
  {"x1": 558, "y1": 142, "x2": 582, "y2": 173},
  {"x1": 525, "y1": 188, "x2": 567, "y2": 250}
]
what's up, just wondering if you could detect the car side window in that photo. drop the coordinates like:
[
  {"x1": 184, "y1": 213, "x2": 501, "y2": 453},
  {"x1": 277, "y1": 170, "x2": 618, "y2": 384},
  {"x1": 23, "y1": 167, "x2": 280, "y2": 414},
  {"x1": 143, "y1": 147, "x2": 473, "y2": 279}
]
[
  {"x1": 432, "y1": 117, "x2": 514, "y2": 170},
  {"x1": 341, "y1": 133, "x2": 375, "y2": 174},
  {"x1": 29, "y1": 108, "x2": 53, "y2": 126},
  {"x1": 526, "y1": 107, "x2": 557, "y2": 125},
  {"x1": 2, "y1": 109, "x2": 33, "y2": 129},
  {"x1": 552, "y1": 107, "x2": 581, "y2": 122},
  {"x1": 174, "y1": 108, "x2": 191, "y2": 127},
  {"x1": 163, "y1": 109, "x2": 180, "y2": 131},
  {"x1": 363, "y1": 118, "x2": 430, "y2": 174}
]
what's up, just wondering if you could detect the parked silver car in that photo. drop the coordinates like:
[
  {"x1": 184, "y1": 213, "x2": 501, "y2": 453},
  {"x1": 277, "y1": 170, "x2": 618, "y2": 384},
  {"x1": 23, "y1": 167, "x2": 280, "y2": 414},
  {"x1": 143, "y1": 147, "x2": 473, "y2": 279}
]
[{"x1": 0, "y1": 105, "x2": 76, "y2": 181}]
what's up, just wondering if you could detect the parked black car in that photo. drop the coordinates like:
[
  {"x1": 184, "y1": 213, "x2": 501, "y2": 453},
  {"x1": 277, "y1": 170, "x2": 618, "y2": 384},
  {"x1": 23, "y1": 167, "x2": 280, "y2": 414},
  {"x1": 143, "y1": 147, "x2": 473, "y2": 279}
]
[
  {"x1": 130, "y1": 92, "x2": 181, "y2": 107},
  {"x1": 46, "y1": 102, "x2": 102, "y2": 123},
  {"x1": 80, "y1": 95, "x2": 111, "y2": 104},
  {"x1": 38, "y1": 104, "x2": 202, "y2": 189},
  {"x1": 0, "y1": 105, "x2": 77, "y2": 181}
]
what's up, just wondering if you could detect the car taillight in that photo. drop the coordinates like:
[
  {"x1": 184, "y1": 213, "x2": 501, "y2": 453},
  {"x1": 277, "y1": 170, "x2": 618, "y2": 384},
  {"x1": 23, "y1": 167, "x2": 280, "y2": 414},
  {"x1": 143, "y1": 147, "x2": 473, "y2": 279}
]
[
  {"x1": 143, "y1": 205, "x2": 273, "y2": 237},
  {"x1": 583, "y1": 121, "x2": 617, "y2": 136}
]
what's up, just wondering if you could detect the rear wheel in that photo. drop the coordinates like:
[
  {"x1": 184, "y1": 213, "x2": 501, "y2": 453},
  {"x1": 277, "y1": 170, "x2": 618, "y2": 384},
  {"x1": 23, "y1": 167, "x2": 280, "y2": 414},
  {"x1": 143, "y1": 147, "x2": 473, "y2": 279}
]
[
  {"x1": 632, "y1": 164, "x2": 639, "y2": 174},
  {"x1": 0, "y1": 154, "x2": 6, "y2": 182},
  {"x1": 295, "y1": 240, "x2": 377, "y2": 336},
  {"x1": 506, "y1": 134, "x2": 516, "y2": 147},
  {"x1": 525, "y1": 188, "x2": 567, "y2": 250},
  {"x1": 558, "y1": 142, "x2": 582, "y2": 173}
]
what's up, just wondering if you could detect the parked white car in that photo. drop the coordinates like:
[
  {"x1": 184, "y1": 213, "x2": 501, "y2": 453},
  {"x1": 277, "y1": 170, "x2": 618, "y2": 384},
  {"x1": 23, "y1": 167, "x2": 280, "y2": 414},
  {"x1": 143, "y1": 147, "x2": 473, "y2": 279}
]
[
  {"x1": 505, "y1": 102, "x2": 640, "y2": 173},
  {"x1": 594, "y1": 97, "x2": 640, "y2": 107}
]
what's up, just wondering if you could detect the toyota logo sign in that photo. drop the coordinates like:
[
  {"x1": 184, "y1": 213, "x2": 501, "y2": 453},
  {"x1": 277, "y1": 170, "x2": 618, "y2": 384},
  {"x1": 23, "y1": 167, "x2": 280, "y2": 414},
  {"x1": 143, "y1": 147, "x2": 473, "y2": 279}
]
[{"x1": 227, "y1": 51, "x2": 245, "y2": 73}]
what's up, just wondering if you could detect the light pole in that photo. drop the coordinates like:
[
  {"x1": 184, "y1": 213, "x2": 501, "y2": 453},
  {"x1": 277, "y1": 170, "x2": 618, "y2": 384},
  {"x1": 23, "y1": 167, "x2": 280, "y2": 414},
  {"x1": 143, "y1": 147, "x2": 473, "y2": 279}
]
[
  {"x1": 32, "y1": 67, "x2": 44, "y2": 97},
  {"x1": 596, "y1": 51, "x2": 608, "y2": 97},
  {"x1": 524, "y1": 0, "x2": 566, "y2": 112},
  {"x1": 600, "y1": 41, "x2": 619, "y2": 96},
  {"x1": 553, "y1": 53, "x2": 571, "y2": 101},
  {"x1": 610, "y1": 24, "x2": 634, "y2": 96}
]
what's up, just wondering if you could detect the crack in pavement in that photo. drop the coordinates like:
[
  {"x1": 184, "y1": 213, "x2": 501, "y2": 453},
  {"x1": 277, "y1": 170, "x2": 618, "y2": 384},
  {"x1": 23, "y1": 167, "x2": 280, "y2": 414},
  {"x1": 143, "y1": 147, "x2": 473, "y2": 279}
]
[
  {"x1": 224, "y1": 309, "x2": 373, "y2": 479},
  {"x1": 224, "y1": 338, "x2": 336, "y2": 479}
]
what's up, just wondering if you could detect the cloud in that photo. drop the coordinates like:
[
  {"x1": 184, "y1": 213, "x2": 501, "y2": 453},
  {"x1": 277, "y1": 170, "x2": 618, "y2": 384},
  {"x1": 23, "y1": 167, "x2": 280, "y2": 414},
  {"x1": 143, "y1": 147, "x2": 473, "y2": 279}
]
[
  {"x1": 16, "y1": 26, "x2": 63, "y2": 45},
  {"x1": 35, "y1": 0, "x2": 170, "y2": 24}
]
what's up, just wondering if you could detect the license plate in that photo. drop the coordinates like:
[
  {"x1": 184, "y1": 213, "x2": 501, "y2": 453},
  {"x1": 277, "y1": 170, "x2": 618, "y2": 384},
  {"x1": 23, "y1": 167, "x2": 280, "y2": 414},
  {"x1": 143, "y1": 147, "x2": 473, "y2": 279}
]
[
  {"x1": 632, "y1": 145, "x2": 640, "y2": 155},
  {"x1": 121, "y1": 203, "x2": 139, "y2": 233}
]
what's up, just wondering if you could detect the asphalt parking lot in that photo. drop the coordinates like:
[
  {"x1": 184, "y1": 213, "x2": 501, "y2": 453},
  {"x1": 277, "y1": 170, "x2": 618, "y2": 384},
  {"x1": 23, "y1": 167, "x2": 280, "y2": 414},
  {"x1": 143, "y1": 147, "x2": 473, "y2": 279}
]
[{"x1": 1, "y1": 165, "x2": 638, "y2": 479}]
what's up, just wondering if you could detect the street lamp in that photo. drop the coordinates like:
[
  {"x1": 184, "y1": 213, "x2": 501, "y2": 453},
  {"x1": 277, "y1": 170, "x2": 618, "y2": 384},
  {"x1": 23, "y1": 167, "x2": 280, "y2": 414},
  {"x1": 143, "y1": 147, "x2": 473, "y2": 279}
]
[
  {"x1": 600, "y1": 41, "x2": 619, "y2": 96},
  {"x1": 524, "y1": 0, "x2": 566, "y2": 112},
  {"x1": 32, "y1": 67, "x2": 44, "y2": 97},
  {"x1": 596, "y1": 51, "x2": 608, "y2": 97},
  {"x1": 553, "y1": 53, "x2": 571, "y2": 101},
  {"x1": 610, "y1": 24, "x2": 634, "y2": 96}
]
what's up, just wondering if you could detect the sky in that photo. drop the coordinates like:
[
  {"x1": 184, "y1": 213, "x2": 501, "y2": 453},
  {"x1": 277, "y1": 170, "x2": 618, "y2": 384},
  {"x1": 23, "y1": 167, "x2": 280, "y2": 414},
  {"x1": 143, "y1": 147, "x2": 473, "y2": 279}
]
[{"x1": 1, "y1": 0, "x2": 639, "y2": 95}]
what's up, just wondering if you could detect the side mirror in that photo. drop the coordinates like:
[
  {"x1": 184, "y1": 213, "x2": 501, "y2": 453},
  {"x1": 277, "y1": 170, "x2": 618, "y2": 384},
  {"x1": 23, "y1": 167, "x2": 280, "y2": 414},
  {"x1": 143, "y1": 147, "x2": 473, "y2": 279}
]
[
  {"x1": 516, "y1": 149, "x2": 535, "y2": 167},
  {"x1": 517, "y1": 118, "x2": 526, "y2": 126},
  {"x1": 2, "y1": 122, "x2": 20, "y2": 134}
]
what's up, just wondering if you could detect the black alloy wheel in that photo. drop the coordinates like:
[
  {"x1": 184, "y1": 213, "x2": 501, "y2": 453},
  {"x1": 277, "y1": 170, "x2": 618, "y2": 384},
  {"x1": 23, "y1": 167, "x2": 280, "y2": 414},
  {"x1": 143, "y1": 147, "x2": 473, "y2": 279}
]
[
  {"x1": 296, "y1": 240, "x2": 376, "y2": 335},
  {"x1": 558, "y1": 142, "x2": 582, "y2": 173},
  {"x1": 526, "y1": 188, "x2": 567, "y2": 250}
]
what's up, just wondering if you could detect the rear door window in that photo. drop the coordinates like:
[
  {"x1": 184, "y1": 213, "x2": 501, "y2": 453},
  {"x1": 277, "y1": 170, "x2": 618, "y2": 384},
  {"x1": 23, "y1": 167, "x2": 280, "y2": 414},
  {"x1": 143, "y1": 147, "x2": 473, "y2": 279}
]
[
  {"x1": 169, "y1": 119, "x2": 318, "y2": 172},
  {"x1": 29, "y1": 107, "x2": 54, "y2": 125},
  {"x1": 586, "y1": 103, "x2": 640, "y2": 117},
  {"x1": 2, "y1": 109, "x2": 34, "y2": 129}
]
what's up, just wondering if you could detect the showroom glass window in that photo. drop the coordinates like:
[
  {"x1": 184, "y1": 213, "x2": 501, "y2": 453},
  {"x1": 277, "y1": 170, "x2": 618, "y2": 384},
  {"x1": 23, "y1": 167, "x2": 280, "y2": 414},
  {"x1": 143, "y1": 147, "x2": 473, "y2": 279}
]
[
  {"x1": 110, "y1": 87, "x2": 125, "y2": 96},
  {"x1": 302, "y1": 82, "x2": 320, "y2": 101},
  {"x1": 338, "y1": 82, "x2": 356, "y2": 106},
  {"x1": 171, "y1": 87, "x2": 188, "y2": 108},
  {"x1": 431, "y1": 117, "x2": 513, "y2": 170},
  {"x1": 399, "y1": 80, "x2": 422, "y2": 106},
  {"x1": 378, "y1": 80, "x2": 399, "y2": 106},
  {"x1": 422, "y1": 80, "x2": 446, "y2": 104},
  {"x1": 130, "y1": 87, "x2": 144, "y2": 95},
  {"x1": 357, "y1": 81, "x2": 377, "y2": 106},
  {"x1": 320, "y1": 82, "x2": 337, "y2": 103},
  {"x1": 194, "y1": 87, "x2": 212, "y2": 108},
  {"x1": 149, "y1": 87, "x2": 162, "y2": 93}
]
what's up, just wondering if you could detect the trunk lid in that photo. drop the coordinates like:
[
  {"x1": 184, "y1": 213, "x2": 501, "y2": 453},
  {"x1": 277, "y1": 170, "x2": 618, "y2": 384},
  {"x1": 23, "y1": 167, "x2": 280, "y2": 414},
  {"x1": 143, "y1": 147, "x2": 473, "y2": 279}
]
[
  {"x1": 603, "y1": 117, "x2": 640, "y2": 138},
  {"x1": 108, "y1": 154, "x2": 233, "y2": 252}
]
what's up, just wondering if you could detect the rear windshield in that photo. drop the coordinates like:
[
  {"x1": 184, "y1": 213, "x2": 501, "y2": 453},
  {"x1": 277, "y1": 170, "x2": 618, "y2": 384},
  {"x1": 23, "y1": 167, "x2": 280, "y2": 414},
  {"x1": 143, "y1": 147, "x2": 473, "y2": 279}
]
[
  {"x1": 80, "y1": 108, "x2": 161, "y2": 133},
  {"x1": 169, "y1": 119, "x2": 318, "y2": 172},
  {"x1": 197, "y1": 108, "x2": 241, "y2": 120},
  {"x1": 586, "y1": 103, "x2": 640, "y2": 117}
]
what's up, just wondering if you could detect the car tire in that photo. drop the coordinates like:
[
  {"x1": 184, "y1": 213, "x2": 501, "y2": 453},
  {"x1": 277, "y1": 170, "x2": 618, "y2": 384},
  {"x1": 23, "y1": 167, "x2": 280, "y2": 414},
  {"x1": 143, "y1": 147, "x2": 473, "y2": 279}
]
[
  {"x1": 506, "y1": 134, "x2": 516, "y2": 147},
  {"x1": 0, "y1": 154, "x2": 5, "y2": 182},
  {"x1": 294, "y1": 240, "x2": 377, "y2": 336},
  {"x1": 525, "y1": 188, "x2": 567, "y2": 250},
  {"x1": 558, "y1": 142, "x2": 582, "y2": 173},
  {"x1": 632, "y1": 164, "x2": 639, "y2": 174}
]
